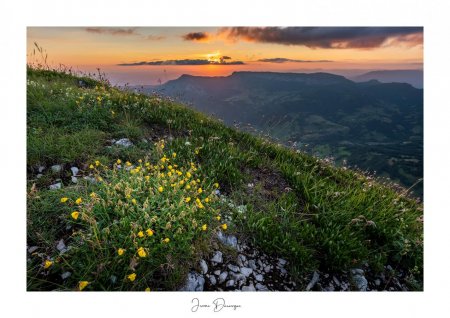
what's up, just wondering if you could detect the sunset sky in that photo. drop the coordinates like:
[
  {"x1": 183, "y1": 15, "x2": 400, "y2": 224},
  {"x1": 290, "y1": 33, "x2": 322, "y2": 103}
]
[{"x1": 27, "y1": 27, "x2": 423, "y2": 85}]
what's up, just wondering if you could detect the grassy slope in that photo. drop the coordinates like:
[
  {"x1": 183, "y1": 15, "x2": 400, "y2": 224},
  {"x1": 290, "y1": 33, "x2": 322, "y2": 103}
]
[{"x1": 27, "y1": 68, "x2": 423, "y2": 291}]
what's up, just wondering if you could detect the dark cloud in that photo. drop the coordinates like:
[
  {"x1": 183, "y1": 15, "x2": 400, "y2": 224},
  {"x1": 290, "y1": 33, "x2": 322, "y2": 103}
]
[
  {"x1": 118, "y1": 59, "x2": 244, "y2": 66},
  {"x1": 258, "y1": 58, "x2": 333, "y2": 63},
  {"x1": 182, "y1": 32, "x2": 210, "y2": 41},
  {"x1": 85, "y1": 27, "x2": 138, "y2": 36},
  {"x1": 222, "y1": 56, "x2": 232, "y2": 60},
  {"x1": 219, "y1": 27, "x2": 423, "y2": 49}
]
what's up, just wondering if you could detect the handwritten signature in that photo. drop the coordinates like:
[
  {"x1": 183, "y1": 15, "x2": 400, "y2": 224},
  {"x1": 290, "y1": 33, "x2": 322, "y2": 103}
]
[{"x1": 191, "y1": 297, "x2": 242, "y2": 312}]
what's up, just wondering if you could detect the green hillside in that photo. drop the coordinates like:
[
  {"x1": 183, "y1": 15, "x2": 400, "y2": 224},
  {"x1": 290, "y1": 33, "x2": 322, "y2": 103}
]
[{"x1": 26, "y1": 67, "x2": 423, "y2": 291}]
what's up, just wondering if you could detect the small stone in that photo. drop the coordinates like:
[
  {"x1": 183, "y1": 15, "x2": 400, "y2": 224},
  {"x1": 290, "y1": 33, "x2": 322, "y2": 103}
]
[
  {"x1": 248, "y1": 260, "x2": 257, "y2": 270},
  {"x1": 226, "y1": 280, "x2": 235, "y2": 287},
  {"x1": 56, "y1": 239, "x2": 67, "y2": 254},
  {"x1": 255, "y1": 283, "x2": 269, "y2": 291},
  {"x1": 333, "y1": 276, "x2": 340, "y2": 286},
  {"x1": 49, "y1": 182, "x2": 62, "y2": 190},
  {"x1": 254, "y1": 274, "x2": 264, "y2": 282},
  {"x1": 386, "y1": 265, "x2": 393, "y2": 272},
  {"x1": 278, "y1": 258, "x2": 287, "y2": 266},
  {"x1": 211, "y1": 251, "x2": 223, "y2": 263},
  {"x1": 51, "y1": 165, "x2": 62, "y2": 173},
  {"x1": 38, "y1": 166, "x2": 45, "y2": 173},
  {"x1": 257, "y1": 259, "x2": 264, "y2": 268},
  {"x1": 352, "y1": 274, "x2": 368, "y2": 291},
  {"x1": 61, "y1": 272, "x2": 72, "y2": 280},
  {"x1": 240, "y1": 267, "x2": 253, "y2": 277},
  {"x1": 280, "y1": 268, "x2": 287, "y2": 275},
  {"x1": 228, "y1": 264, "x2": 240, "y2": 272},
  {"x1": 306, "y1": 271, "x2": 320, "y2": 291},
  {"x1": 214, "y1": 270, "x2": 221, "y2": 276},
  {"x1": 216, "y1": 231, "x2": 238, "y2": 249},
  {"x1": 219, "y1": 272, "x2": 228, "y2": 284},
  {"x1": 71, "y1": 176, "x2": 78, "y2": 183},
  {"x1": 115, "y1": 138, "x2": 133, "y2": 148},
  {"x1": 230, "y1": 272, "x2": 246, "y2": 283},
  {"x1": 70, "y1": 167, "x2": 79, "y2": 176},
  {"x1": 36, "y1": 174, "x2": 43, "y2": 179},
  {"x1": 209, "y1": 276, "x2": 217, "y2": 285},
  {"x1": 239, "y1": 254, "x2": 247, "y2": 262},
  {"x1": 28, "y1": 246, "x2": 38, "y2": 253},
  {"x1": 351, "y1": 268, "x2": 365, "y2": 276},
  {"x1": 110, "y1": 275, "x2": 117, "y2": 284},
  {"x1": 374, "y1": 279, "x2": 381, "y2": 287},
  {"x1": 83, "y1": 176, "x2": 97, "y2": 184},
  {"x1": 180, "y1": 272, "x2": 205, "y2": 291},
  {"x1": 264, "y1": 266, "x2": 271, "y2": 273},
  {"x1": 199, "y1": 259, "x2": 208, "y2": 274},
  {"x1": 242, "y1": 283, "x2": 256, "y2": 291}
]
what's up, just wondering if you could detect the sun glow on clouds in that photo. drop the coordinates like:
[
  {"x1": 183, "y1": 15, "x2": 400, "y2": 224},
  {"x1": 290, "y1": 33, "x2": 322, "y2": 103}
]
[{"x1": 27, "y1": 27, "x2": 423, "y2": 85}]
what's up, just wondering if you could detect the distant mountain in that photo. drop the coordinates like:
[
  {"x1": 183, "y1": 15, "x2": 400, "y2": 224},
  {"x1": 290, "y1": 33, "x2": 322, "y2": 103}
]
[
  {"x1": 134, "y1": 71, "x2": 423, "y2": 196},
  {"x1": 352, "y1": 70, "x2": 423, "y2": 88}
]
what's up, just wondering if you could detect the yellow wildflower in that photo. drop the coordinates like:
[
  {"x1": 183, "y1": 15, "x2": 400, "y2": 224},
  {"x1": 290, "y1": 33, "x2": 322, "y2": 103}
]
[
  {"x1": 172, "y1": 152, "x2": 177, "y2": 158},
  {"x1": 131, "y1": 198, "x2": 137, "y2": 205},
  {"x1": 71, "y1": 211, "x2": 80, "y2": 220},
  {"x1": 221, "y1": 224, "x2": 228, "y2": 230},
  {"x1": 195, "y1": 149, "x2": 199, "y2": 155},
  {"x1": 117, "y1": 159, "x2": 122, "y2": 164},
  {"x1": 197, "y1": 202, "x2": 205, "y2": 209},
  {"x1": 138, "y1": 159, "x2": 142, "y2": 163},
  {"x1": 125, "y1": 194, "x2": 131, "y2": 199},
  {"x1": 78, "y1": 281, "x2": 89, "y2": 291},
  {"x1": 44, "y1": 260, "x2": 53, "y2": 269},
  {"x1": 197, "y1": 188, "x2": 203, "y2": 194},
  {"x1": 75, "y1": 197, "x2": 82, "y2": 205},
  {"x1": 168, "y1": 165, "x2": 173, "y2": 170},
  {"x1": 185, "y1": 197, "x2": 191, "y2": 203},
  {"x1": 202, "y1": 224, "x2": 207, "y2": 231},
  {"x1": 163, "y1": 238, "x2": 170, "y2": 243},
  {"x1": 60, "y1": 197, "x2": 68, "y2": 203},
  {"x1": 117, "y1": 248, "x2": 125, "y2": 256},
  {"x1": 214, "y1": 183, "x2": 219, "y2": 188},
  {"x1": 196, "y1": 179, "x2": 200, "y2": 183},
  {"x1": 186, "y1": 185, "x2": 191, "y2": 190},
  {"x1": 145, "y1": 175, "x2": 150, "y2": 181},
  {"x1": 158, "y1": 186, "x2": 164, "y2": 193},
  {"x1": 89, "y1": 164, "x2": 94, "y2": 169},
  {"x1": 126, "y1": 161, "x2": 132, "y2": 167},
  {"x1": 145, "y1": 287, "x2": 151, "y2": 292},
  {"x1": 216, "y1": 215, "x2": 221, "y2": 221},
  {"x1": 111, "y1": 110, "x2": 115, "y2": 116},
  {"x1": 137, "y1": 247, "x2": 147, "y2": 258},
  {"x1": 128, "y1": 273, "x2": 136, "y2": 282},
  {"x1": 145, "y1": 162, "x2": 150, "y2": 167},
  {"x1": 146, "y1": 229, "x2": 154, "y2": 236},
  {"x1": 89, "y1": 192, "x2": 96, "y2": 198},
  {"x1": 138, "y1": 231, "x2": 144, "y2": 238},
  {"x1": 95, "y1": 160, "x2": 100, "y2": 166},
  {"x1": 204, "y1": 198, "x2": 210, "y2": 203},
  {"x1": 186, "y1": 172, "x2": 191, "y2": 178}
]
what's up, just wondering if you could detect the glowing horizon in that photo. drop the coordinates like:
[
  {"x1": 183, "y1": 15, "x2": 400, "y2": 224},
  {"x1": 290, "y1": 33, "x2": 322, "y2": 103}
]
[{"x1": 27, "y1": 27, "x2": 423, "y2": 85}]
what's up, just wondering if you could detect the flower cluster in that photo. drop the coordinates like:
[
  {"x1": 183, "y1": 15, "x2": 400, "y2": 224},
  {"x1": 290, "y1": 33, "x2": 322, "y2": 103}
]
[{"x1": 58, "y1": 144, "x2": 227, "y2": 290}]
